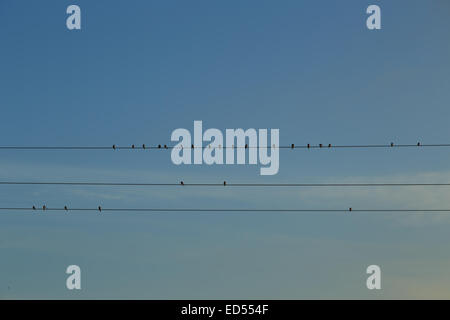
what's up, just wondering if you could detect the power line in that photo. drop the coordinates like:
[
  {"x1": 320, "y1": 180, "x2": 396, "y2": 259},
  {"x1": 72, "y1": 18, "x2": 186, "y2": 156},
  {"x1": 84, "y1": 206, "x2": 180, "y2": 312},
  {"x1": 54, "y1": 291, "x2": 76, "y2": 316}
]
[
  {"x1": 1, "y1": 206, "x2": 450, "y2": 213},
  {"x1": 1, "y1": 181, "x2": 450, "y2": 187},
  {"x1": 0, "y1": 142, "x2": 449, "y2": 150}
]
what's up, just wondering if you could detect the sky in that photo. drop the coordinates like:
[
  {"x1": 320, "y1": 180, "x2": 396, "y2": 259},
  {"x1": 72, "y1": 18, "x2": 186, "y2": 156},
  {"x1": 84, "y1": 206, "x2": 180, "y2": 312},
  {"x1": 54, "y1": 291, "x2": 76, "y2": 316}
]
[{"x1": 1, "y1": 0, "x2": 450, "y2": 299}]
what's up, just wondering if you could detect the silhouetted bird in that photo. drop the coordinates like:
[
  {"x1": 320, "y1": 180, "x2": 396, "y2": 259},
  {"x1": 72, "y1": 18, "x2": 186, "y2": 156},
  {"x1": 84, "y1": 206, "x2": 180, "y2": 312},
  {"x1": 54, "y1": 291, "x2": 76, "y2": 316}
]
[
  {"x1": 180, "y1": 181, "x2": 184, "y2": 186},
  {"x1": 131, "y1": 144, "x2": 135, "y2": 149},
  {"x1": 223, "y1": 181, "x2": 227, "y2": 186},
  {"x1": 64, "y1": 206, "x2": 68, "y2": 211},
  {"x1": 112, "y1": 144, "x2": 116, "y2": 150},
  {"x1": 42, "y1": 205, "x2": 46, "y2": 211},
  {"x1": 390, "y1": 142, "x2": 394, "y2": 147},
  {"x1": 32, "y1": 206, "x2": 36, "y2": 210},
  {"x1": 98, "y1": 206, "x2": 102, "y2": 212},
  {"x1": 158, "y1": 144, "x2": 161, "y2": 149},
  {"x1": 307, "y1": 144, "x2": 310, "y2": 149},
  {"x1": 291, "y1": 144, "x2": 295, "y2": 149},
  {"x1": 142, "y1": 144, "x2": 146, "y2": 149}
]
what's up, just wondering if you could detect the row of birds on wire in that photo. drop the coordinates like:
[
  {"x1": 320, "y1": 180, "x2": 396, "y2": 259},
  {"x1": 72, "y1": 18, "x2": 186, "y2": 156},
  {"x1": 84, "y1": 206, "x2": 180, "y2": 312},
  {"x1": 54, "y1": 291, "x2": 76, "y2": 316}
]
[{"x1": 1, "y1": 141, "x2": 449, "y2": 150}]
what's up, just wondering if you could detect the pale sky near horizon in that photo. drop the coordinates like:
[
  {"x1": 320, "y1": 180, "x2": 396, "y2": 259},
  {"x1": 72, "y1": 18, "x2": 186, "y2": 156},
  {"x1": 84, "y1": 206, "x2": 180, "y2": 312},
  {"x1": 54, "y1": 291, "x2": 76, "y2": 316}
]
[{"x1": 1, "y1": 0, "x2": 450, "y2": 299}]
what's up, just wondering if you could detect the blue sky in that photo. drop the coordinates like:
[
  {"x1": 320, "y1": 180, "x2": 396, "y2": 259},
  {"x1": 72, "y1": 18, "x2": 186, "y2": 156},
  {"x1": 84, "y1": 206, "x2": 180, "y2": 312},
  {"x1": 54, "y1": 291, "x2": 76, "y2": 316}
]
[{"x1": 1, "y1": 0, "x2": 450, "y2": 299}]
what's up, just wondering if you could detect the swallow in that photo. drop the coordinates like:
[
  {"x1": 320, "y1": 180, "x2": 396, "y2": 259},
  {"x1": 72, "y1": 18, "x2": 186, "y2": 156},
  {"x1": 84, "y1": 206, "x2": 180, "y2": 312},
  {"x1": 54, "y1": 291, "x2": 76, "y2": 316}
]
[
  {"x1": 291, "y1": 144, "x2": 295, "y2": 149},
  {"x1": 180, "y1": 181, "x2": 184, "y2": 186},
  {"x1": 112, "y1": 144, "x2": 116, "y2": 150},
  {"x1": 64, "y1": 206, "x2": 68, "y2": 211},
  {"x1": 98, "y1": 206, "x2": 102, "y2": 212},
  {"x1": 223, "y1": 181, "x2": 227, "y2": 186}
]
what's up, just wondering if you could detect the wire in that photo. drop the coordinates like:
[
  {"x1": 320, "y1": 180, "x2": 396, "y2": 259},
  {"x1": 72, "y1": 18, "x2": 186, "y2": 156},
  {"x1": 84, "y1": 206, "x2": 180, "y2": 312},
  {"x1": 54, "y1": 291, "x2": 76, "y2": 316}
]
[
  {"x1": 1, "y1": 207, "x2": 450, "y2": 213},
  {"x1": 1, "y1": 181, "x2": 450, "y2": 187},
  {"x1": 0, "y1": 142, "x2": 449, "y2": 150}
]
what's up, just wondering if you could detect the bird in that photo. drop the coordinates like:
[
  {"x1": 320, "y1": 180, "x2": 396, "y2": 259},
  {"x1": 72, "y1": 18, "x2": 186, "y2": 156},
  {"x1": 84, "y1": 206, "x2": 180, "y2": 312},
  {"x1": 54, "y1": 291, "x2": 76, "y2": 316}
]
[
  {"x1": 191, "y1": 144, "x2": 194, "y2": 149},
  {"x1": 142, "y1": 144, "x2": 146, "y2": 149},
  {"x1": 180, "y1": 181, "x2": 184, "y2": 186},
  {"x1": 158, "y1": 144, "x2": 161, "y2": 149},
  {"x1": 32, "y1": 206, "x2": 36, "y2": 210},
  {"x1": 417, "y1": 142, "x2": 421, "y2": 146},
  {"x1": 307, "y1": 144, "x2": 310, "y2": 149},
  {"x1": 164, "y1": 144, "x2": 168, "y2": 149},
  {"x1": 98, "y1": 206, "x2": 102, "y2": 212},
  {"x1": 112, "y1": 144, "x2": 116, "y2": 150},
  {"x1": 223, "y1": 181, "x2": 227, "y2": 186},
  {"x1": 349, "y1": 207, "x2": 352, "y2": 212},
  {"x1": 291, "y1": 144, "x2": 295, "y2": 149},
  {"x1": 319, "y1": 143, "x2": 323, "y2": 148},
  {"x1": 131, "y1": 144, "x2": 135, "y2": 149},
  {"x1": 245, "y1": 144, "x2": 248, "y2": 149},
  {"x1": 390, "y1": 142, "x2": 394, "y2": 147},
  {"x1": 328, "y1": 144, "x2": 332, "y2": 148},
  {"x1": 42, "y1": 205, "x2": 46, "y2": 211},
  {"x1": 64, "y1": 206, "x2": 68, "y2": 211}
]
